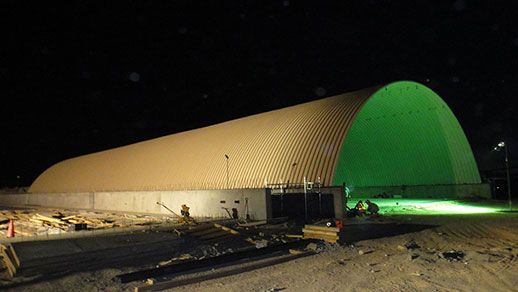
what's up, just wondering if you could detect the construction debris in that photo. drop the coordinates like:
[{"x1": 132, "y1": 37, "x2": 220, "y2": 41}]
[
  {"x1": 302, "y1": 224, "x2": 341, "y2": 243},
  {"x1": 183, "y1": 223, "x2": 240, "y2": 244},
  {"x1": 0, "y1": 244, "x2": 19, "y2": 279},
  {"x1": 116, "y1": 240, "x2": 309, "y2": 284},
  {"x1": 156, "y1": 202, "x2": 196, "y2": 225},
  {"x1": 0, "y1": 209, "x2": 166, "y2": 238},
  {"x1": 157, "y1": 253, "x2": 193, "y2": 267},
  {"x1": 238, "y1": 220, "x2": 267, "y2": 227},
  {"x1": 133, "y1": 249, "x2": 315, "y2": 292}
]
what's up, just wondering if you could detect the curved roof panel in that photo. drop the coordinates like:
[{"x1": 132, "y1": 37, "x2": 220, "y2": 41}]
[{"x1": 29, "y1": 81, "x2": 480, "y2": 193}]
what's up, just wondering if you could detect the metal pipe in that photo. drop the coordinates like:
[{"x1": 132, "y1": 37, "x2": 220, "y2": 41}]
[
  {"x1": 319, "y1": 192, "x2": 322, "y2": 217},
  {"x1": 504, "y1": 144, "x2": 512, "y2": 211},
  {"x1": 304, "y1": 176, "x2": 307, "y2": 221}
]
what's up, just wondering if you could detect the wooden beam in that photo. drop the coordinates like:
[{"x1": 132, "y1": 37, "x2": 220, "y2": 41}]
[
  {"x1": 135, "y1": 251, "x2": 315, "y2": 292},
  {"x1": 286, "y1": 234, "x2": 303, "y2": 238},
  {"x1": 303, "y1": 233, "x2": 339, "y2": 240},
  {"x1": 189, "y1": 227, "x2": 222, "y2": 237},
  {"x1": 0, "y1": 246, "x2": 16, "y2": 278},
  {"x1": 202, "y1": 234, "x2": 235, "y2": 244},
  {"x1": 198, "y1": 230, "x2": 230, "y2": 240},
  {"x1": 238, "y1": 220, "x2": 267, "y2": 227},
  {"x1": 304, "y1": 225, "x2": 340, "y2": 232},
  {"x1": 184, "y1": 224, "x2": 215, "y2": 234},
  {"x1": 301, "y1": 228, "x2": 338, "y2": 236},
  {"x1": 214, "y1": 224, "x2": 239, "y2": 235},
  {"x1": 6, "y1": 244, "x2": 20, "y2": 267}
]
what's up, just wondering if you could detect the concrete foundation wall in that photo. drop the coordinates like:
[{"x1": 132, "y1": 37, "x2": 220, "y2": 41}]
[
  {"x1": 0, "y1": 189, "x2": 271, "y2": 220},
  {"x1": 0, "y1": 184, "x2": 488, "y2": 220},
  {"x1": 351, "y1": 183, "x2": 491, "y2": 199}
]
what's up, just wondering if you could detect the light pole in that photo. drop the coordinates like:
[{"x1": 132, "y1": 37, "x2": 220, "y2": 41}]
[
  {"x1": 224, "y1": 154, "x2": 229, "y2": 189},
  {"x1": 494, "y1": 141, "x2": 512, "y2": 211}
]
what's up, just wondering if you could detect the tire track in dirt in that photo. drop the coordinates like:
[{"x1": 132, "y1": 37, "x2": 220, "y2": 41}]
[
  {"x1": 427, "y1": 221, "x2": 518, "y2": 291},
  {"x1": 474, "y1": 260, "x2": 518, "y2": 291}
]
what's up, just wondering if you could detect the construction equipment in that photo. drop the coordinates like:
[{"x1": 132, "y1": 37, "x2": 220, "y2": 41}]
[
  {"x1": 157, "y1": 202, "x2": 196, "y2": 225},
  {"x1": 221, "y1": 207, "x2": 233, "y2": 219}
]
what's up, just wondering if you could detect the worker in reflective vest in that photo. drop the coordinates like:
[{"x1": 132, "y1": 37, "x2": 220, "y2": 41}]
[{"x1": 354, "y1": 200, "x2": 367, "y2": 216}]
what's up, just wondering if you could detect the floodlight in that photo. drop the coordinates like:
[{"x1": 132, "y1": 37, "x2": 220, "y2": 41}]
[{"x1": 493, "y1": 140, "x2": 512, "y2": 211}]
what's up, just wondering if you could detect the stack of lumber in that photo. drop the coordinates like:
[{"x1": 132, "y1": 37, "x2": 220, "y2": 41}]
[
  {"x1": 302, "y1": 224, "x2": 341, "y2": 243},
  {"x1": 0, "y1": 210, "x2": 162, "y2": 238},
  {"x1": 183, "y1": 223, "x2": 239, "y2": 243}
]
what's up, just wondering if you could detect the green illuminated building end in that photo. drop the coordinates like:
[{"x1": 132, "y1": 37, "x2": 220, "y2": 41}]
[{"x1": 333, "y1": 81, "x2": 480, "y2": 188}]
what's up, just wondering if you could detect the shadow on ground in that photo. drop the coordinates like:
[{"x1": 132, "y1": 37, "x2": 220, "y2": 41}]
[{"x1": 339, "y1": 223, "x2": 436, "y2": 243}]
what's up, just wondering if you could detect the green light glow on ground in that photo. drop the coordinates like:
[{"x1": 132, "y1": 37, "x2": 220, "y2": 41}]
[
  {"x1": 397, "y1": 201, "x2": 498, "y2": 214},
  {"x1": 349, "y1": 197, "x2": 504, "y2": 215}
]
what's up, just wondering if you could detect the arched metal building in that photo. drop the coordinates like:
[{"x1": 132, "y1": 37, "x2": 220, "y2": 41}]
[{"x1": 29, "y1": 81, "x2": 481, "y2": 194}]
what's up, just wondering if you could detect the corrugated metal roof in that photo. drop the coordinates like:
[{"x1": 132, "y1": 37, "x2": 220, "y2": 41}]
[{"x1": 29, "y1": 81, "x2": 481, "y2": 193}]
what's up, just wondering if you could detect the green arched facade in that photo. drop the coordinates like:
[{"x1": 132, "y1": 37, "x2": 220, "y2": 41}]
[{"x1": 333, "y1": 81, "x2": 480, "y2": 187}]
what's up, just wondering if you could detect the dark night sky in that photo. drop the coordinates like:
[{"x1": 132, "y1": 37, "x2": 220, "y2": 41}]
[{"x1": 1, "y1": 0, "x2": 517, "y2": 187}]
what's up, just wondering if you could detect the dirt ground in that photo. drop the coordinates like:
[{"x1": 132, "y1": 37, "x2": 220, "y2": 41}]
[
  {"x1": 4, "y1": 209, "x2": 517, "y2": 292},
  {"x1": 165, "y1": 213, "x2": 518, "y2": 292}
]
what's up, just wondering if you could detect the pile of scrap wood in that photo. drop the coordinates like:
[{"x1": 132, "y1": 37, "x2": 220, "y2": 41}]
[
  {"x1": 183, "y1": 223, "x2": 239, "y2": 243},
  {"x1": 0, "y1": 210, "x2": 162, "y2": 238},
  {"x1": 302, "y1": 224, "x2": 341, "y2": 243}
]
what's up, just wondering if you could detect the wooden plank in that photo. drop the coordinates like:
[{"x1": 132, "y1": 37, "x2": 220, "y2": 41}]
[
  {"x1": 238, "y1": 220, "x2": 267, "y2": 227},
  {"x1": 303, "y1": 237, "x2": 337, "y2": 244},
  {"x1": 135, "y1": 251, "x2": 315, "y2": 292},
  {"x1": 222, "y1": 228, "x2": 239, "y2": 235},
  {"x1": 34, "y1": 214, "x2": 66, "y2": 224},
  {"x1": 184, "y1": 224, "x2": 215, "y2": 234},
  {"x1": 189, "y1": 227, "x2": 222, "y2": 237},
  {"x1": 213, "y1": 224, "x2": 239, "y2": 235},
  {"x1": 202, "y1": 234, "x2": 235, "y2": 244},
  {"x1": 302, "y1": 230, "x2": 339, "y2": 237},
  {"x1": 198, "y1": 230, "x2": 230, "y2": 240},
  {"x1": 303, "y1": 232, "x2": 339, "y2": 240},
  {"x1": 286, "y1": 234, "x2": 303, "y2": 238},
  {"x1": 6, "y1": 244, "x2": 20, "y2": 267},
  {"x1": 302, "y1": 228, "x2": 338, "y2": 236},
  {"x1": 1, "y1": 246, "x2": 16, "y2": 278},
  {"x1": 304, "y1": 224, "x2": 340, "y2": 232},
  {"x1": 303, "y1": 233, "x2": 339, "y2": 241},
  {"x1": 304, "y1": 234, "x2": 339, "y2": 241},
  {"x1": 14, "y1": 229, "x2": 35, "y2": 237}
]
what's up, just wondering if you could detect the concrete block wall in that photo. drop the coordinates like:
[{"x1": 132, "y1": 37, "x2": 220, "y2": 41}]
[
  {"x1": 157, "y1": 189, "x2": 270, "y2": 220},
  {"x1": 0, "y1": 189, "x2": 271, "y2": 220}
]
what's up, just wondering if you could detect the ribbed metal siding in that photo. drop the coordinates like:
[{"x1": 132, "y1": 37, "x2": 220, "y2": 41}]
[
  {"x1": 29, "y1": 81, "x2": 481, "y2": 193},
  {"x1": 29, "y1": 87, "x2": 377, "y2": 193}
]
